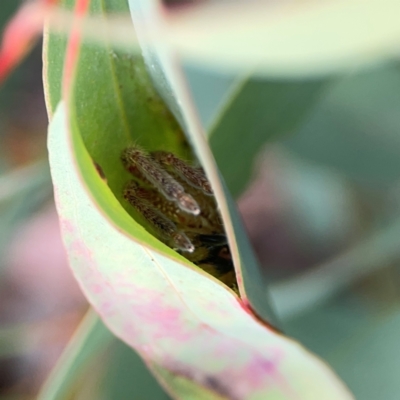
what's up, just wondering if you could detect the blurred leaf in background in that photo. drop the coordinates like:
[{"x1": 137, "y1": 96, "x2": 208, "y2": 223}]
[
  {"x1": 0, "y1": 1, "x2": 48, "y2": 167},
  {"x1": 1, "y1": 0, "x2": 400, "y2": 399},
  {"x1": 186, "y1": 60, "x2": 400, "y2": 400},
  {"x1": 0, "y1": 1, "x2": 87, "y2": 398}
]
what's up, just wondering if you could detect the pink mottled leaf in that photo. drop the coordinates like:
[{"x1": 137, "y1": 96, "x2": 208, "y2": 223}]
[{"x1": 48, "y1": 101, "x2": 353, "y2": 399}]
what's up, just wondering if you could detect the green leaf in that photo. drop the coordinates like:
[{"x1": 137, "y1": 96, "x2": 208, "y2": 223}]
[
  {"x1": 44, "y1": 0, "x2": 197, "y2": 267},
  {"x1": 160, "y1": 0, "x2": 400, "y2": 78},
  {"x1": 47, "y1": 101, "x2": 353, "y2": 399},
  {"x1": 102, "y1": 339, "x2": 172, "y2": 400},
  {"x1": 285, "y1": 65, "x2": 400, "y2": 187},
  {"x1": 38, "y1": 310, "x2": 172, "y2": 400},
  {"x1": 209, "y1": 78, "x2": 327, "y2": 197},
  {"x1": 127, "y1": 0, "x2": 281, "y2": 322},
  {"x1": 43, "y1": 1, "x2": 354, "y2": 396},
  {"x1": 44, "y1": 0, "x2": 280, "y2": 323},
  {"x1": 286, "y1": 288, "x2": 400, "y2": 400},
  {"x1": 38, "y1": 310, "x2": 113, "y2": 400},
  {"x1": 329, "y1": 307, "x2": 400, "y2": 400}
]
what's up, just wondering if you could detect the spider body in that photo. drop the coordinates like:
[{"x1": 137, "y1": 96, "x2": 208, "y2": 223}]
[{"x1": 121, "y1": 145, "x2": 237, "y2": 290}]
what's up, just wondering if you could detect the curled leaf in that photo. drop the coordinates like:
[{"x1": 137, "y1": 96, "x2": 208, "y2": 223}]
[{"x1": 48, "y1": 101, "x2": 354, "y2": 400}]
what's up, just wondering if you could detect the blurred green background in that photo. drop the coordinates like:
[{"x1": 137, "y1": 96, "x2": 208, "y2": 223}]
[
  {"x1": 1, "y1": 1, "x2": 400, "y2": 399},
  {"x1": 187, "y1": 62, "x2": 400, "y2": 399}
]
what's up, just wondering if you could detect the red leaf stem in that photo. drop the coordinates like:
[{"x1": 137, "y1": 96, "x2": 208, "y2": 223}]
[
  {"x1": 0, "y1": 0, "x2": 57, "y2": 84},
  {"x1": 62, "y1": 0, "x2": 91, "y2": 98}
]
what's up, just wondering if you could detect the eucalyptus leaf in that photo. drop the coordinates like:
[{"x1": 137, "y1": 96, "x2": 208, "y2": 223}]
[
  {"x1": 43, "y1": 0, "x2": 355, "y2": 397},
  {"x1": 48, "y1": 101, "x2": 353, "y2": 399},
  {"x1": 128, "y1": 0, "x2": 279, "y2": 324},
  {"x1": 160, "y1": 0, "x2": 400, "y2": 78},
  {"x1": 286, "y1": 289, "x2": 400, "y2": 400},
  {"x1": 45, "y1": 0, "x2": 279, "y2": 320},
  {"x1": 44, "y1": 0, "x2": 199, "y2": 268},
  {"x1": 329, "y1": 307, "x2": 400, "y2": 400},
  {"x1": 285, "y1": 65, "x2": 400, "y2": 188},
  {"x1": 38, "y1": 311, "x2": 113, "y2": 400},
  {"x1": 38, "y1": 312, "x2": 171, "y2": 400},
  {"x1": 209, "y1": 78, "x2": 327, "y2": 197},
  {"x1": 102, "y1": 339, "x2": 172, "y2": 400}
]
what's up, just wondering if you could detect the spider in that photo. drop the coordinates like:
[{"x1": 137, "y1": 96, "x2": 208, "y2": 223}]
[{"x1": 121, "y1": 145, "x2": 237, "y2": 290}]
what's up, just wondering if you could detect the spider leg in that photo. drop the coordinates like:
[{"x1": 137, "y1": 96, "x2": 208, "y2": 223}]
[
  {"x1": 122, "y1": 146, "x2": 200, "y2": 215},
  {"x1": 124, "y1": 181, "x2": 194, "y2": 253},
  {"x1": 151, "y1": 151, "x2": 213, "y2": 195},
  {"x1": 120, "y1": 146, "x2": 237, "y2": 291},
  {"x1": 195, "y1": 233, "x2": 227, "y2": 246}
]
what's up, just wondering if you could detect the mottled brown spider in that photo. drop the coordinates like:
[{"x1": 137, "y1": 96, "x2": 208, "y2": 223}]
[{"x1": 121, "y1": 145, "x2": 237, "y2": 290}]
